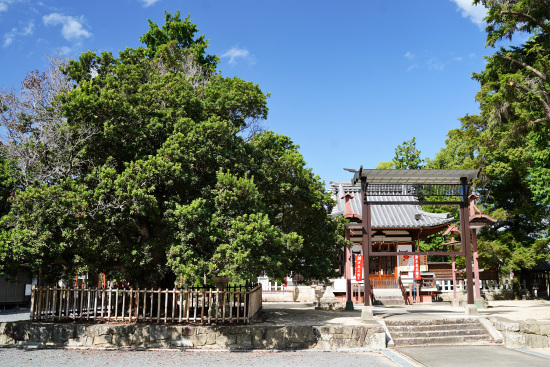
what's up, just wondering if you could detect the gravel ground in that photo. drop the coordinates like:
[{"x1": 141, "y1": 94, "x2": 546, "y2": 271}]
[
  {"x1": 0, "y1": 349, "x2": 398, "y2": 367},
  {"x1": 0, "y1": 309, "x2": 30, "y2": 322}
]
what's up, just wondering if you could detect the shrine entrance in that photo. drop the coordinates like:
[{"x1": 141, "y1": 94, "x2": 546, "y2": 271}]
[{"x1": 369, "y1": 243, "x2": 397, "y2": 278}]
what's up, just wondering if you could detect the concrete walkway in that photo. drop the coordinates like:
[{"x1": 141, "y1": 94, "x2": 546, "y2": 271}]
[{"x1": 395, "y1": 345, "x2": 550, "y2": 367}]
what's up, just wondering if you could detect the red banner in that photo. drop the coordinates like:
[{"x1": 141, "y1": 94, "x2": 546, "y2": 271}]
[
  {"x1": 414, "y1": 255, "x2": 421, "y2": 280},
  {"x1": 355, "y1": 254, "x2": 363, "y2": 281}
]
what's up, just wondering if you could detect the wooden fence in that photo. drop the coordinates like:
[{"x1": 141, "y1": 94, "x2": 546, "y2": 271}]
[
  {"x1": 369, "y1": 278, "x2": 399, "y2": 289},
  {"x1": 30, "y1": 284, "x2": 262, "y2": 324}
]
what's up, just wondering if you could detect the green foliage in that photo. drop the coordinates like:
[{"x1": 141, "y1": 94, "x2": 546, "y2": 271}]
[
  {"x1": 427, "y1": 115, "x2": 484, "y2": 171},
  {"x1": 393, "y1": 137, "x2": 425, "y2": 169},
  {"x1": 167, "y1": 171, "x2": 303, "y2": 284},
  {"x1": 0, "y1": 151, "x2": 17, "y2": 216},
  {"x1": 0, "y1": 12, "x2": 345, "y2": 287},
  {"x1": 375, "y1": 161, "x2": 393, "y2": 169},
  {"x1": 376, "y1": 137, "x2": 425, "y2": 169},
  {"x1": 140, "y1": 11, "x2": 219, "y2": 70}
]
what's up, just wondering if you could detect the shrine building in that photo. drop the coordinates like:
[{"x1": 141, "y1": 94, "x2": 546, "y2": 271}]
[{"x1": 329, "y1": 168, "x2": 479, "y2": 306}]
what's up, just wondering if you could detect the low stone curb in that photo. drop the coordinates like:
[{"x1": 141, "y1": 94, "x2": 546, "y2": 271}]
[
  {"x1": 0, "y1": 321, "x2": 385, "y2": 350},
  {"x1": 489, "y1": 317, "x2": 550, "y2": 348}
]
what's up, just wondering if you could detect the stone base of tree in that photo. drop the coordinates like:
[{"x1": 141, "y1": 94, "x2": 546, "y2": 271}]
[{"x1": 0, "y1": 322, "x2": 385, "y2": 350}]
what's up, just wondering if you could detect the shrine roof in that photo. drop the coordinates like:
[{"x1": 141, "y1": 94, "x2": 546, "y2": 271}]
[{"x1": 330, "y1": 181, "x2": 453, "y2": 229}]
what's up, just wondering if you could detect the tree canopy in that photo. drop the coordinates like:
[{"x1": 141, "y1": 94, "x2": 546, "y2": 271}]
[
  {"x1": 376, "y1": 137, "x2": 425, "y2": 169},
  {"x1": 468, "y1": 0, "x2": 550, "y2": 272},
  {"x1": 0, "y1": 12, "x2": 347, "y2": 286}
]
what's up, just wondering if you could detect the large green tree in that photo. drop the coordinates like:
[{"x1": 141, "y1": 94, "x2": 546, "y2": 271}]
[
  {"x1": 471, "y1": 0, "x2": 550, "y2": 271},
  {"x1": 0, "y1": 12, "x2": 347, "y2": 286}
]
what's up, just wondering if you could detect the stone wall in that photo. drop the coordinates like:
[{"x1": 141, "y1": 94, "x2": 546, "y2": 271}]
[
  {"x1": 262, "y1": 291, "x2": 295, "y2": 302},
  {"x1": 0, "y1": 321, "x2": 385, "y2": 350},
  {"x1": 437, "y1": 290, "x2": 514, "y2": 302},
  {"x1": 489, "y1": 317, "x2": 550, "y2": 348},
  {"x1": 261, "y1": 285, "x2": 320, "y2": 303}
]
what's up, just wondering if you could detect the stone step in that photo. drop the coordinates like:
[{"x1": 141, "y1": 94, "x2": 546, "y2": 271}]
[
  {"x1": 385, "y1": 318, "x2": 494, "y2": 346},
  {"x1": 387, "y1": 323, "x2": 483, "y2": 332},
  {"x1": 392, "y1": 334, "x2": 492, "y2": 346},
  {"x1": 374, "y1": 299, "x2": 405, "y2": 306},
  {"x1": 385, "y1": 318, "x2": 479, "y2": 326},
  {"x1": 390, "y1": 328, "x2": 488, "y2": 339},
  {"x1": 375, "y1": 302, "x2": 406, "y2": 306}
]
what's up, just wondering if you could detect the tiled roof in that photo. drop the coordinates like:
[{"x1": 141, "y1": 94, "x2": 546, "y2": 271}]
[
  {"x1": 530, "y1": 260, "x2": 550, "y2": 272},
  {"x1": 329, "y1": 181, "x2": 453, "y2": 229}
]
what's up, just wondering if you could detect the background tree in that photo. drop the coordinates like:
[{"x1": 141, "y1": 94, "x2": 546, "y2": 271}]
[
  {"x1": 376, "y1": 137, "x2": 425, "y2": 169},
  {"x1": 467, "y1": 0, "x2": 550, "y2": 274}
]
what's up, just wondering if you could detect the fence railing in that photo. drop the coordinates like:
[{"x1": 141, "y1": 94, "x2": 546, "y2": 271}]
[
  {"x1": 436, "y1": 279, "x2": 513, "y2": 293},
  {"x1": 369, "y1": 278, "x2": 399, "y2": 289},
  {"x1": 30, "y1": 284, "x2": 262, "y2": 324}
]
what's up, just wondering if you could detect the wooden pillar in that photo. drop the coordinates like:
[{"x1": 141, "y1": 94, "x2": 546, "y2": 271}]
[
  {"x1": 345, "y1": 229, "x2": 352, "y2": 303},
  {"x1": 451, "y1": 248, "x2": 457, "y2": 301},
  {"x1": 362, "y1": 177, "x2": 372, "y2": 306},
  {"x1": 459, "y1": 177, "x2": 475, "y2": 305},
  {"x1": 471, "y1": 229, "x2": 482, "y2": 300}
]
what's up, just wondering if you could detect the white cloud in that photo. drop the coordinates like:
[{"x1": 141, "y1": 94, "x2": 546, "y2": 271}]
[
  {"x1": 3, "y1": 31, "x2": 14, "y2": 47},
  {"x1": 43, "y1": 13, "x2": 91, "y2": 42},
  {"x1": 450, "y1": 0, "x2": 487, "y2": 27},
  {"x1": 59, "y1": 45, "x2": 72, "y2": 55},
  {"x1": 140, "y1": 0, "x2": 160, "y2": 7},
  {"x1": 0, "y1": 0, "x2": 23, "y2": 13},
  {"x1": 221, "y1": 46, "x2": 255, "y2": 66},
  {"x1": 404, "y1": 51, "x2": 465, "y2": 72},
  {"x1": 3, "y1": 20, "x2": 34, "y2": 47}
]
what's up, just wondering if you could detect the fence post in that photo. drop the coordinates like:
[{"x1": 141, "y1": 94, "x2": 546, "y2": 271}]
[
  {"x1": 128, "y1": 288, "x2": 137, "y2": 321},
  {"x1": 246, "y1": 287, "x2": 251, "y2": 324},
  {"x1": 29, "y1": 286, "x2": 36, "y2": 321},
  {"x1": 107, "y1": 287, "x2": 112, "y2": 321},
  {"x1": 157, "y1": 288, "x2": 161, "y2": 323},
  {"x1": 171, "y1": 287, "x2": 176, "y2": 322},
  {"x1": 164, "y1": 288, "x2": 168, "y2": 323},
  {"x1": 142, "y1": 289, "x2": 146, "y2": 321}
]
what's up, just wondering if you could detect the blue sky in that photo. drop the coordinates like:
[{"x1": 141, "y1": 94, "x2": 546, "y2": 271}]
[{"x1": 1, "y1": 0, "x2": 492, "y2": 186}]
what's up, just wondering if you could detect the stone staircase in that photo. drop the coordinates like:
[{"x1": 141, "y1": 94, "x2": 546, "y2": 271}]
[
  {"x1": 373, "y1": 288, "x2": 406, "y2": 305},
  {"x1": 385, "y1": 318, "x2": 495, "y2": 346}
]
